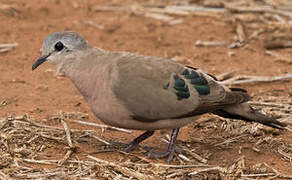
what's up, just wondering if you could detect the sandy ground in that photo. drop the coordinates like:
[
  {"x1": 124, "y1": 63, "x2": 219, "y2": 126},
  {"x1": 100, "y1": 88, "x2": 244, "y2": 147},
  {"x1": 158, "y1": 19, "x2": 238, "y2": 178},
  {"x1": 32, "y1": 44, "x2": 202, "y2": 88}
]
[{"x1": 0, "y1": 0, "x2": 292, "y2": 179}]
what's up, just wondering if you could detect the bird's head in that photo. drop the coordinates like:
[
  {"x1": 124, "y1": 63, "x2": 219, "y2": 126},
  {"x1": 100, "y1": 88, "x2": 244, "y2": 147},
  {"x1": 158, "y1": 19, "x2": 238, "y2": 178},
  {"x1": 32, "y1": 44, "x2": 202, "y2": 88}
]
[{"x1": 32, "y1": 31, "x2": 89, "y2": 70}]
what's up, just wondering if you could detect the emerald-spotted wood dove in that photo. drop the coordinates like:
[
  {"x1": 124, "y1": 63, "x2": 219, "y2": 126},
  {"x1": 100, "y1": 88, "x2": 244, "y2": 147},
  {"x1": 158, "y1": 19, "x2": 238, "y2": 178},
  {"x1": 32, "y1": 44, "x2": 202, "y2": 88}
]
[{"x1": 32, "y1": 31, "x2": 286, "y2": 162}]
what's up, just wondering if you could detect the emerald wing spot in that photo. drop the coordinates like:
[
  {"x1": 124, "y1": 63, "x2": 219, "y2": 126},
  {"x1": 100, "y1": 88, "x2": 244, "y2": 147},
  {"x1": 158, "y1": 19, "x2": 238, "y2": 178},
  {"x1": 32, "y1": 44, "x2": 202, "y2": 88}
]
[
  {"x1": 173, "y1": 76, "x2": 190, "y2": 100},
  {"x1": 193, "y1": 85, "x2": 210, "y2": 95},
  {"x1": 181, "y1": 68, "x2": 210, "y2": 95}
]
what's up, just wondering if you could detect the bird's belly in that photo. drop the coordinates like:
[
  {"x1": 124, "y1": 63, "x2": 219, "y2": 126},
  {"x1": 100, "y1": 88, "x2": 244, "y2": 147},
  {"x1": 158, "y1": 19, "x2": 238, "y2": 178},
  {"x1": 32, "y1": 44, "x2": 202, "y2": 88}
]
[{"x1": 95, "y1": 111, "x2": 198, "y2": 130}]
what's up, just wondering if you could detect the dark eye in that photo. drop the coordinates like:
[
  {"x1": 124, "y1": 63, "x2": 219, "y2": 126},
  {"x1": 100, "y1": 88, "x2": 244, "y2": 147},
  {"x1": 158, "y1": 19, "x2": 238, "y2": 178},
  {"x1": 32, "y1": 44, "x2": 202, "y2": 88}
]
[{"x1": 54, "y1": 41, "x2": 64, "y2": 51}]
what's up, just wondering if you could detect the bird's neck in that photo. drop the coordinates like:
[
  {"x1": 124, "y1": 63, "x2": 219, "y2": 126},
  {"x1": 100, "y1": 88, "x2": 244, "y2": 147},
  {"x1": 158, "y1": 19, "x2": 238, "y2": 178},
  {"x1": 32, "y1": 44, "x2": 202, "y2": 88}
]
[{"x1": 62, "y1": 48, "x2": 110, "y2": 102}]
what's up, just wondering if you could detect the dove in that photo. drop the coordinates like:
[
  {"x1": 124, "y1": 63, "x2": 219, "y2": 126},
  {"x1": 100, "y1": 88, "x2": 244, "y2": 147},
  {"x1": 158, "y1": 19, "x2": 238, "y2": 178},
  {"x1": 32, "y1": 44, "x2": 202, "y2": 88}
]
[{"x1": 32, "y1": 31, "x2": 286, "y2": 162}]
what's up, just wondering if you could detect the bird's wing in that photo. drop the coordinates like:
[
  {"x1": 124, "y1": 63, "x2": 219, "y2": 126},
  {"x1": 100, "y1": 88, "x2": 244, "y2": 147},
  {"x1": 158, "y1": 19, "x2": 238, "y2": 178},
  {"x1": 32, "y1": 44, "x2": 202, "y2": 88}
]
[{"x1": 110, "y1": 52, "x2": 250, "y2": 122}]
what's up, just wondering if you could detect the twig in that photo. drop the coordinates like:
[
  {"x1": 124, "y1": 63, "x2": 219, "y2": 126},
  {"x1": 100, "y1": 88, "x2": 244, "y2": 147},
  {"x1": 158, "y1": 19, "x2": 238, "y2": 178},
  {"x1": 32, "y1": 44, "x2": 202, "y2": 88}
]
[
  {"x1": 144, "y1": 12, "x2": 174, "y2": 21},
  {"x1": 0, "y1": 43, "x2": 18, "y2": 53},
  {"x1": 168, "y1": 19, "x2": 184, "y2": 25},
  {"x1": 188, "y1": 149, "x2": 208, "y2": 164},
  {"x1": 165, "y1": 5, "x2": 225, "y2": 13},
  {"x1": 225, "y1": 5, "x2": 292, "y2": 19},
  {"x1": 140, "y1": 6, "x2": 189, "y2": 16},
  {"x1": 235, "y1": 19, "x2": 246, "y2": 44},
  {"x1": 189, "y1": 166, "x2": 227, "y2": 175},
  {"x1": 15, "y1": 171, "x2": 63, "y2": 178},
  {"x1": 195, "y1": 40, "x2": 226, "y2": 47},
  {"x1": 215, "y1": 134, "x2": 248, "y2": 147},
  {"x1": 58, "y1": 120, "x2": 75, "y2": 166},
  {"x1": 23, "y1": 158, "x2": 95, "y2": 165},
  {"x1": 0, "y1": 118, "x2": 8, "y2": 129},
  {"x1": 0, "y1": 171, "x2": 12, "y2": 180},
  {"x1": 216, "y1": 70, "x2": 238, "y2": 81},
  {"x1": 14, "y1": 116, "x2": 90, "y2": 132},
  {"x1": 23, "y1": 159, "x2": 57, "y2": 165},
  {"x1": 249, "y1": 29, "x2": 266, "y2": 40},
  {"x1": 255, "y1": 137, "x2": 272, "y2": 146},
  {"x1": 248, "y1": 101, "x2": 286, "y2": 108},
  {"x1": 252, "y1": 147, "x2": 260, "y2": 153},
  {"x1": 220, "y1": 74, "x2": 292, "y2": 85},
  {"x1": 87, "y1": 155, "x2": 154, "y2": 179},
  {"x1": 278, "y1": 146, "x2": 292, "y2": 161},
  {"x1": 58, "y1": 150, "x2": 74, "y2": 166},
  {"x1": 265, "y1": 50, "x2": 292, "y2": 64},
  {"x1": 241, "y1": 173, "x2": 276, "y2": 177},
  {"x1": 166, "y1": 170, "x2": 186, "y2": 178},
  {"x1": 71, "y1": 120, "x2": 132, "y2": 133},
  {"x1": 236, "y1": 156, "x2": 245, "y2": 177},
  {"x1": 83, "y1": 20, "x2": 104, "y2": 30},
  {"x1": 93, "y1": 5, "x2": 225, "y2": 18},
  {"x1": 0, "y1": 100, "x2": 8, "y2": 108},
  {"x1": 148, "y1": 163, "x2": 212, "y2": 168},
  {"x1": 148, "y1": 5, "x2": 225, "y2": 19},
  {"x1": 61, "y1": 120, "x2": 73, "y2": 148},
  {"x1": 264, "y1": 163, "x2": 292, "y2": 179},
  {"x1": 178, "y1": 153, "x2": 190, "y2": 162},
  {"x1": 39, "y1": 133, "x2": 64, "y2": 141},
  {"x1": 113, "y1": 174, "x2": 122, "y2": 180},
  {"x1": 94, "y1": 6, "x2": 132, "y2": 13},
  {"x1": 89, "y1": 134, "x2": 111, "y2": 145}
]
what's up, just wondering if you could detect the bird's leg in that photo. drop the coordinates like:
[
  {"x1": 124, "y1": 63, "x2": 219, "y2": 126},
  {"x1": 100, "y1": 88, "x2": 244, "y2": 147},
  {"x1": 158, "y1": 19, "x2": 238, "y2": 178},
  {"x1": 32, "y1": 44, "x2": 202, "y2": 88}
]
[
  {"x1": 124, "y1": 130, "x2": 154, "y2": 152},
  {"x1": 147, "y1": 128, "x2": 180, "y2": 162}
]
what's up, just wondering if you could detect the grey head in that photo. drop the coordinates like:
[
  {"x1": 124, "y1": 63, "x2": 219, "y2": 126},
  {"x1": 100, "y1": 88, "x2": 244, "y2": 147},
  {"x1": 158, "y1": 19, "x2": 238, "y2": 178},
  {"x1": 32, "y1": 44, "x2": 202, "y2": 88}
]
[{"x1": 32, "y1": 31, "x2": 89, "y2": 70}]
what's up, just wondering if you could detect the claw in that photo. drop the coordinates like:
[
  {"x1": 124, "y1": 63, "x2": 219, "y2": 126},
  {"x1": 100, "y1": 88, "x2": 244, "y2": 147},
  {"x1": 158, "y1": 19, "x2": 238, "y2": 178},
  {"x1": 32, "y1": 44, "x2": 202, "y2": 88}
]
[
  {"x1": 147, "y1": 128, "x2": 180, "y2": 162},
  {"x1": 124, "y1": 130, "x2": 154, "y2": 152},
  {"x1": 147, "y1": 149, "x2": 175, "y2": 162},
  {"x1": 108, "y1": 128, "x2": 180, "y2": 162}
]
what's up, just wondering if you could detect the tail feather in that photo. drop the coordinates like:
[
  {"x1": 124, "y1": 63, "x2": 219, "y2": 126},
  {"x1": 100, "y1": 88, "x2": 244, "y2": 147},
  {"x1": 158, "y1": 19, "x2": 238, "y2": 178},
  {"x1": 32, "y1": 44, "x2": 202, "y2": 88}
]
[{"x1": 213, "y1": 103, "x2": 287, "y2": 129}]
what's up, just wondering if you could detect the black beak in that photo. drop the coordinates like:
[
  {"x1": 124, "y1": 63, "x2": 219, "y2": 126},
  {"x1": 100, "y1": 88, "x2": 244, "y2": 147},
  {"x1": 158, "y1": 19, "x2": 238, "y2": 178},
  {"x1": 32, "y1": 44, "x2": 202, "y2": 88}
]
[{"x1": 32, "y1": 53, "x2": 51, "y2": 70}]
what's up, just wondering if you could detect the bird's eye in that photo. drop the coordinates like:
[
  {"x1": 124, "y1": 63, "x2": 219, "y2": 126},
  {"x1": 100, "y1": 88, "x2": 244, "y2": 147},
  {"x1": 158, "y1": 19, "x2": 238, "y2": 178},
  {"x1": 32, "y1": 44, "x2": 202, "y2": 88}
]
[{"x1": 54, "y1": 41, "x2": 64, "y2": 51}]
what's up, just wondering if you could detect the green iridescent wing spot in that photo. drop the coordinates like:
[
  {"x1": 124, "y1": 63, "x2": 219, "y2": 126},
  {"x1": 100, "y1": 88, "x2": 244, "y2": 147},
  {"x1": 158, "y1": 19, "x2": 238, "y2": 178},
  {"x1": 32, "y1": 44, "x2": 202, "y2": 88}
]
[
  {"x1": 174, "y1": 78, "x2": 185, "y2": 87},
  {"x1": 181, "y1": 68, "x2": 210, "y2": 95},
  {"x1": 174, "y1": 85, "x2": 188, "y2": 92},
  {"x1": 163, "y1": 69, "x2": 211, "y2": 99},
  {"x1": 173, "y1": 76, "x2": 187, "y2": 92},
  {"x1": 193, "y1": 85, "x2": 210, "y2": 95},
  {"x1": 173, "y1": 75, "x2": 190, "y2": 100},
  {"x1": 181, "y1": 69, "x2": 190, "y2": 76},
  {"x1": 175, "y1": 91, "x2": 190, "y2": 100},
  {"x1": 189, "y1": 77, "x2": 208, "y2": 85}
]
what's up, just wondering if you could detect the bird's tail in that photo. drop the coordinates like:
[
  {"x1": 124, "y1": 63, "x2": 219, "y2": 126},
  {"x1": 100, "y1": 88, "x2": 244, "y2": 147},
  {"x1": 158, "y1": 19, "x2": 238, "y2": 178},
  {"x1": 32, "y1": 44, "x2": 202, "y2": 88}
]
[{"x1": 213, "y1": 102, "x2": 287, "y2": 129}]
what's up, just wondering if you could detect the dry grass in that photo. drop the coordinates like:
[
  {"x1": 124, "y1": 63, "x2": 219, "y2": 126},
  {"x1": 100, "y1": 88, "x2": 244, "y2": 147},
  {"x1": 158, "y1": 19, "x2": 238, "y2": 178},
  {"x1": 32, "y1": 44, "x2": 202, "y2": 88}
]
[{"x1": 0, "y1": 104, "x2": 291, "y2": 179}]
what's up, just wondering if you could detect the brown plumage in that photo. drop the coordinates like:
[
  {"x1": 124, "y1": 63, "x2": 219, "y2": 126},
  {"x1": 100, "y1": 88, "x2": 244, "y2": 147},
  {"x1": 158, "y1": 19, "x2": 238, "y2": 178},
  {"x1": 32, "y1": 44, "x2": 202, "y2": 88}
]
[{"x1": 32, "y1": 31, "x2": 286, "y2": 162}]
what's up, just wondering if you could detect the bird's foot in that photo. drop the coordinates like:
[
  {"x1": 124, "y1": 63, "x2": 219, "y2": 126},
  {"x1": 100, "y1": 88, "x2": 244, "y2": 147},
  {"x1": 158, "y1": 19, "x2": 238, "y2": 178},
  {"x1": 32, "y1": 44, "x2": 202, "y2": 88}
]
[
  {"x1": 147, "y1": 149, "x2": 175, "y2": 162},
  {"x1": 106, "y1": 140, "x2": 140, "y2": 152},
  {"x1": 124, "y1": 130, "x2": 154, "y2": 152},
  {"x1": 108, "y1": 140, "x2": 129, "y2": 148},
  {"x1": 108, "y1": 128, "x2": 180, "y2": 163},
  {"x1": 106, "y1": 131, "x2": 155, "y2": 153},
  {"x1": 124, "y1": 141, "x2": 139, "y2": 152},
  {"x1": 147, "y1": 128, "x2": 180, "y2": 162}
]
